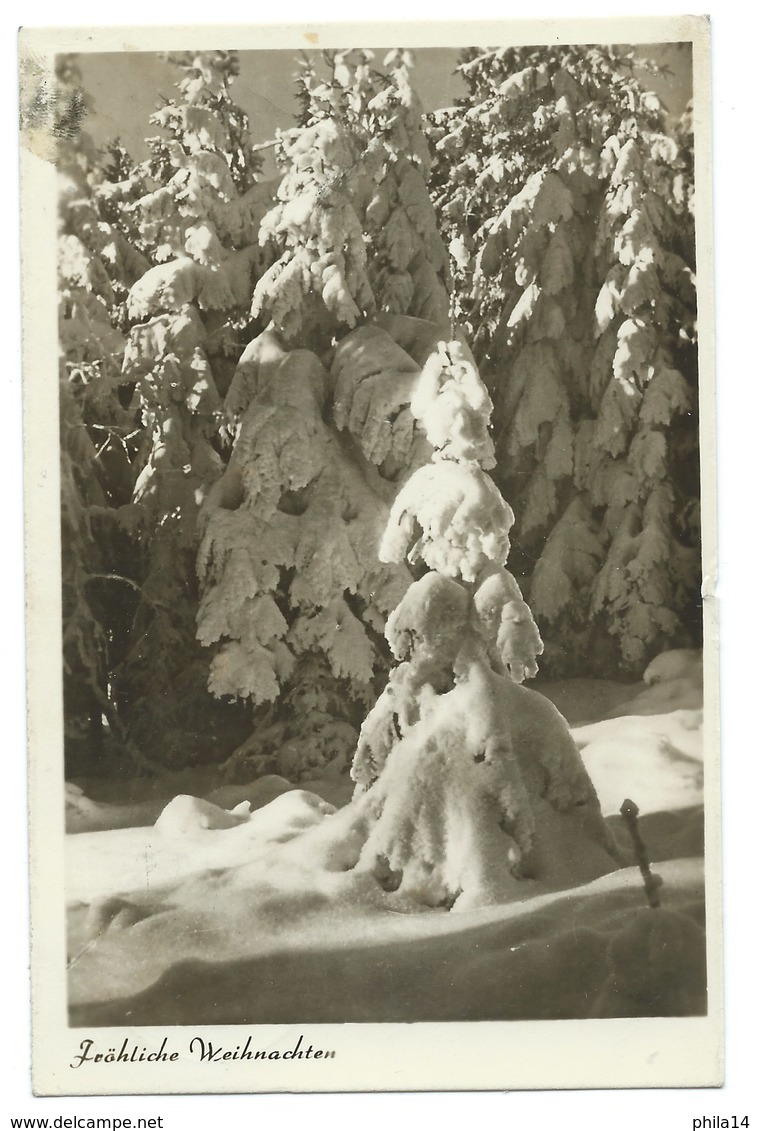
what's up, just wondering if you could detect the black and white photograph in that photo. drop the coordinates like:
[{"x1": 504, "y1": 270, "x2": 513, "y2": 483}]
[{"x1": 19, "y1": 16, "x2": 724, "y2": 1097}]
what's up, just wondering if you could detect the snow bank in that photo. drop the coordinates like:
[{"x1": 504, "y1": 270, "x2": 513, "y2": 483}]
[
  {"x1": 572, "y1": 709, "x2": 703, "y2": 817},
  {"x1": 67, "y1": 790, "x2": 337, "y2": 904},
  {"x1": 68, "y1": 856, "x2": 706, "y2": 1026},
  {"x1": 66, "y1": 773, "x2": 299, "y2": 834},
  {"x1": 609, "y1": 648, "x2": 703, "y2": 716},
  {"x1": 65, "y1": 661, "x2": 706, "y2": 1026}
]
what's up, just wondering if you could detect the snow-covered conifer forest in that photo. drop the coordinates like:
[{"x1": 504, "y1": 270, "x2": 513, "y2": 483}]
[{"x1": 57, "y1": 43, "x2": 709, "y2": 1029}]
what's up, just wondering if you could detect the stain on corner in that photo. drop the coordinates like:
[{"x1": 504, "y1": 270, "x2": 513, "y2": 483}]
[{"x1": 19, "y1": 49, "x2": 87, "y2": 163}]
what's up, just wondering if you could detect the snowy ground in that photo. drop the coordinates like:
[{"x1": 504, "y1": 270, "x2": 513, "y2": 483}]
[{"x1": 66, "y1": 652, "x2": 707, "y2": 1026}]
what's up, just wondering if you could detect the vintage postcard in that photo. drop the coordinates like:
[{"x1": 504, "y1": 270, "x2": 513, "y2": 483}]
[{"x1": 20, "y1": 15, "x2": 721, "y2": 1096}]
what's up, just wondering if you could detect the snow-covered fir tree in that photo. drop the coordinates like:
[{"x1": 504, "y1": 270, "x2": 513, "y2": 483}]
[
  {"x1": 429, "y1": 46, "x2": 699, "y2": 675},
  {"x1": 57, "y1": 57, "x2": 150, "y2": 771},
  {"x1": 116, "y1": 50, "x2": 274, "y2": 765},
  {"x1": 349, "y1": 49, "x2": 450, "y2": 324},
  {"x1": 197, "y1": 51, "x2": 456, "y2": 779},
  {"x1": 313, "y1": 339, "x2": 623, "y2": 909}
]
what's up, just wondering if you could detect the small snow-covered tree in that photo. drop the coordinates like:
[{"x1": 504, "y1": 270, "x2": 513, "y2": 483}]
[
  {"x1": 317, "y1": 340, "x2": 622, "y2": 910},
  {"x1": 430, "y1": 46, "x2": 699, "y2": 674}
]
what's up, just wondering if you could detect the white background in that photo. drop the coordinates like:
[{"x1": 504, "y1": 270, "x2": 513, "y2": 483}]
[{"x1": 4, "y1": 2, "x2": 756, "y2": 1127}]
